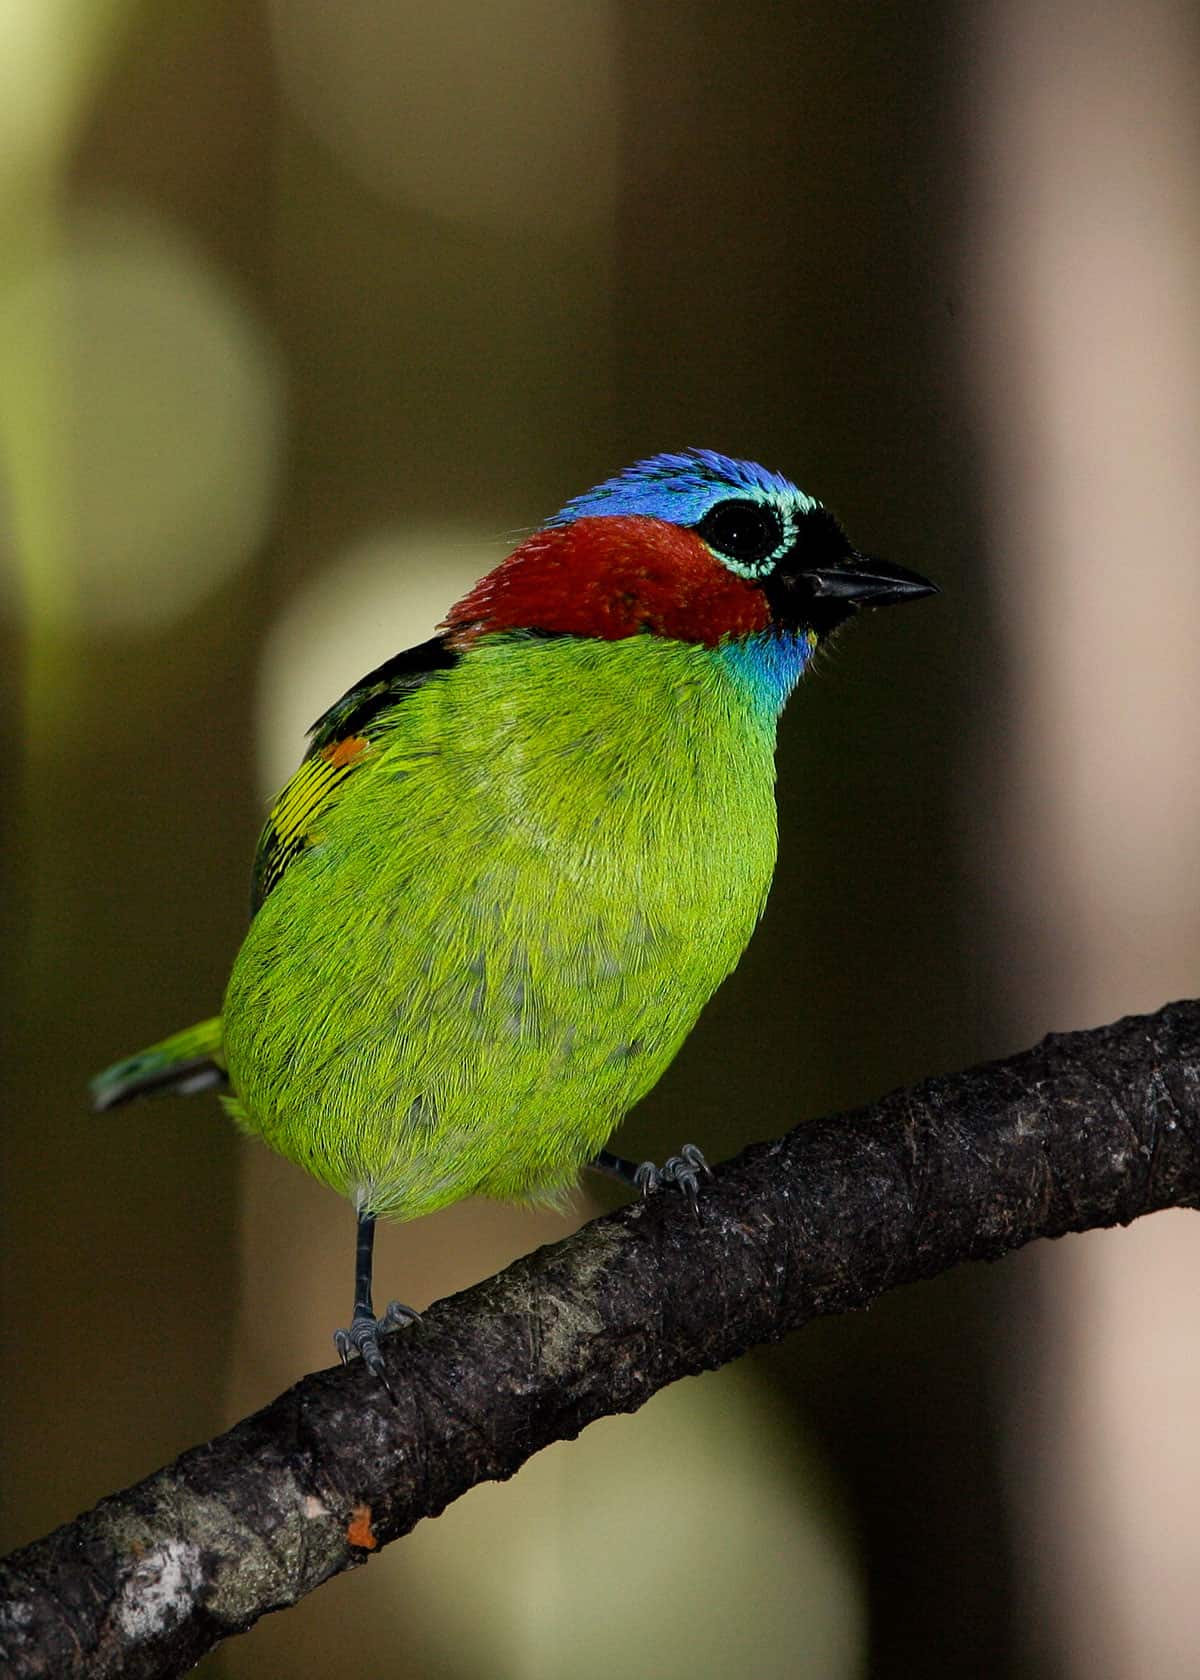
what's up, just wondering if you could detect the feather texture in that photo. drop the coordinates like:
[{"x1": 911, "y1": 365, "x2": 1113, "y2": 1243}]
[
  {"x1": 90, "y1": 1017, "x2": 226, "y2": 1110},
  {"x1": 251, "y1": 637, "x2": 458, "y2": 912},
  {"x1": 92, "y1": 451, "x2": 933, "y2": 1249},
  {"x1": 221, "y1": 633, "x2": 797, "y2": 1216},
  {"x1": 546, "y1": 448, "x2": 818, "y2": 528}
]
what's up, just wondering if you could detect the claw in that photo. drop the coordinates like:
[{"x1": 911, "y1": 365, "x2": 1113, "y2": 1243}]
[
  {"x1": 589, "y1": 1144, "x2": 713, "y2": 1213},
  {"x1": 626, "y1": 1143, "x2": 712, "y2": 1217},
  {"x1": 680, "y1": 1142, "x2": 715, "y2": 1180},
  {"x1": 633, "y1": 1160, "x2": 661, "y2": 1196},
  {"x1": 333, "y1": 1301, "x2": 419, "y2": 1401},
  {"x1": 359, "y1": 1335, "x2": 394, "y2": 1402},
  {"x1": 661, "y1": 1153, "x2": 703, "y2": 1219},
  {"x1": 383, "y1": 1299, "x2": 422, "y2": 1329}
]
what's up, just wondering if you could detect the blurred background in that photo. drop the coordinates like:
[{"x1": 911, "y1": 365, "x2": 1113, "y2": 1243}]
[{"x1": 3, "y1": 2, "x2": 1200, "y2": 1675}]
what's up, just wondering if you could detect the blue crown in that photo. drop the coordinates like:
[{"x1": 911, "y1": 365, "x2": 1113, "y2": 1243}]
[{"x1": 546, "y1": 449, "x2": 818, "y2": 529}]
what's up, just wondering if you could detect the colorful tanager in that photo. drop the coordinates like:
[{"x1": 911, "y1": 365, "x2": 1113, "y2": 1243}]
[{"x1": 93, "y1": 450, "x2": 936, "y2": 1389}]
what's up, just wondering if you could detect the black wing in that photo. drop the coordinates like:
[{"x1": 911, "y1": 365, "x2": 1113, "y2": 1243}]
[{"x1": 304, "y1": 634, "x2": 460, "y2": 759}]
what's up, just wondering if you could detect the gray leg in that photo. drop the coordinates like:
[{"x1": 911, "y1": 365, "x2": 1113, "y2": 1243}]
[{"x1": 333, "y1": 1211, "x2": 421, "y2": 1399}]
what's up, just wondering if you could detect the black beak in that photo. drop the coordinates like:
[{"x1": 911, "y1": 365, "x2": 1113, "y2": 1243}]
[{"x1": 797, "y1": 553, "x2": 938, "y2": 607}]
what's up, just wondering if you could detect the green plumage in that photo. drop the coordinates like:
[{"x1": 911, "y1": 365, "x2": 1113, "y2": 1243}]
[
  {"x1": 91, "y1": 1016, "x2": 225, "y2": 1111},
  {"x1": 220, "y1": 634, "x2": 779, "y2": 1217},
  {"x1": 91, "y1": 450, "x2": 936, "y2": 1383}
]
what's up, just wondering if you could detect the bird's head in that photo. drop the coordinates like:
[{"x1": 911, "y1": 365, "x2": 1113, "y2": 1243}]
[{"x1": 443, "y1": 450, "x2": 935, "y2": 669}]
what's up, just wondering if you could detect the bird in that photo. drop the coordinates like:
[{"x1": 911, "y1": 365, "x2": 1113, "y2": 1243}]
[{"x1": 92, "y1": 449, "x2": 936, "y2": 1391}]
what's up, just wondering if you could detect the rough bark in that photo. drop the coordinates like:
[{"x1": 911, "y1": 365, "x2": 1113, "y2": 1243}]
[{"x1": 3, "y1": 1000, "x2": 1200, "y2": 1678}]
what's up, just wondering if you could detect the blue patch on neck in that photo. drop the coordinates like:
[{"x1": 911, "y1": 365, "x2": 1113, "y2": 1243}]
[{"x1": 718, "y1": 632, "x2": 813, "y2": 716}]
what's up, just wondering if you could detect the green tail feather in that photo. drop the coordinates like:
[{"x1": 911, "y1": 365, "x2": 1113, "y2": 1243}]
[{"x1": 91, "y1": 1016, "x2": 227, "y2": 1112}]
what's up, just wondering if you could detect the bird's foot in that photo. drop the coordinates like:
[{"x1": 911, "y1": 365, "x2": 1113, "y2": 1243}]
[
  {"x1": 633, "y1": 1143, "x2": 713, "y2": 1214},
  {"x1": 333, "y1": 1300, "x2": 421, "y2": 1398},
  {"x1": 589, "y1": 1143, "x2": 714, "y2": 1217}
]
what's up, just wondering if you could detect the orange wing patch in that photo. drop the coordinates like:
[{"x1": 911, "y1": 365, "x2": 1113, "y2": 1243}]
[{"x1": 322, "y1": 734, "x2": 369, "y2": 769}]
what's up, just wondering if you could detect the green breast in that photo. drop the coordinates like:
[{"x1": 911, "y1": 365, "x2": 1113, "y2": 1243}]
[{"x1": 222, "y1": 635, "x2": 781, "y2": 1217}]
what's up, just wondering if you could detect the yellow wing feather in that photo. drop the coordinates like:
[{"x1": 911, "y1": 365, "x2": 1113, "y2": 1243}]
[{"x1": 251, "y1": 736, "x2": 370, "y2": 912}]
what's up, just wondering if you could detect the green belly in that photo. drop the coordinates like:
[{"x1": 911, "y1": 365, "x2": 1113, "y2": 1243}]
[{"x1": 221, "y1": 636, "x2": 779, "y2": 1218}]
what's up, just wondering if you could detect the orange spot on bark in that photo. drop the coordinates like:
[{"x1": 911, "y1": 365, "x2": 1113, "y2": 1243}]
[
  {"x1": 347, "y1": 1504, "x2": 377, "y2": 1550},
  {"x1": 322, "y1": 735, "x2": 369, "y2": 768}
]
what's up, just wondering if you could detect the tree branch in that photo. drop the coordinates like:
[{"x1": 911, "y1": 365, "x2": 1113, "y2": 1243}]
[{"x1": 4, "y1": 1000, "x2": 1200, "y2": 1678}]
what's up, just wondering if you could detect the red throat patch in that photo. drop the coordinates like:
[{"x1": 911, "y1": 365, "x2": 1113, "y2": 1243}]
[{"x1": 443, "y1": 516, "x2": 772, "y2": 648}]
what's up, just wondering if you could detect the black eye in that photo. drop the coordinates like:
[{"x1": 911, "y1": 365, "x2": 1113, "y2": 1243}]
[{"x1": 694, "y1": 499, "x2": 784, "y2": 571}]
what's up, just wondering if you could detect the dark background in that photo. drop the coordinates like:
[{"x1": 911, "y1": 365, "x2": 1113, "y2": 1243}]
[{"x1": 4, "y1": 4, "x2": 1199, "y2": 1676}]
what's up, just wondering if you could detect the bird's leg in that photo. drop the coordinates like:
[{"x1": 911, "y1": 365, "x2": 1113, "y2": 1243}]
[
  {"x1": 332, "y1": 1210, "x2": 421, "y2": 1398},
  {"x1": 587, "y1": 1143, "x2": 714, "y2": 1215}
]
